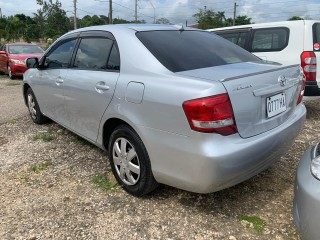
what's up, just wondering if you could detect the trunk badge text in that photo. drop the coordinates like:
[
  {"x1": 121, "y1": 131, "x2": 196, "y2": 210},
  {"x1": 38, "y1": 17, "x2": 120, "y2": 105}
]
[
  {"x1": 278, "y1": 75, "x2": 287, "y2": 87},
  {"x1": 232, "y1": 84, "x2": 253, "y2": 91}
]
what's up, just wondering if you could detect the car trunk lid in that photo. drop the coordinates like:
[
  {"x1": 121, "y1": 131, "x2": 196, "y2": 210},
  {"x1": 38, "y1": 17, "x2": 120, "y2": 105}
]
[{"x1": 177, "y1": 62, "x2": 302, "y2": 138}]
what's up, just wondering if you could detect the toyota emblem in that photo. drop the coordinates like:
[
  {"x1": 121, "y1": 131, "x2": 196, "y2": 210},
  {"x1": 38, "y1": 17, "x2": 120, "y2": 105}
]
[{"x1": 278, "y1": 75, "x2": 287, "y2": 87}]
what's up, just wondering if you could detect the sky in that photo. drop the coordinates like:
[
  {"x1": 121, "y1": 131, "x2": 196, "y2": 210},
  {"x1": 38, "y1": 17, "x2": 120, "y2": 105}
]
[{"x1": 1, "y1": 0, "x2": 320, "y2": 26}]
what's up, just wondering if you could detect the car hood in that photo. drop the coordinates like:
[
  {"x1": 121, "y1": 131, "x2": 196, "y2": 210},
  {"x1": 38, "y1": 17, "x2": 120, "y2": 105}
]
[{"x1": 9, "y1": 53, "x2": 43, "y2": 61}]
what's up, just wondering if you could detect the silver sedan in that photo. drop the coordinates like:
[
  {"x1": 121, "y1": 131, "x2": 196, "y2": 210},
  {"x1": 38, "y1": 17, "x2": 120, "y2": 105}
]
[
  {"x1": 23, "y1": 24, "x2": 306, "y2": 196},
  {"x1": 294, "y1": 143, "x2": 320, "y2": 240}
]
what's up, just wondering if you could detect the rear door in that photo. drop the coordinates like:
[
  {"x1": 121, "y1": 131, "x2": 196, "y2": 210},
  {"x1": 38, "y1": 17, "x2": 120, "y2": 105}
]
[{"x1": 63, "y1": 31, "x2": 120, "y2": 141}]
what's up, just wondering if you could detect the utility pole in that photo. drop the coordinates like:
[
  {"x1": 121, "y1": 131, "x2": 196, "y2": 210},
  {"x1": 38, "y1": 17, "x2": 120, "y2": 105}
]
[
  {"x1": 135, "y1": 0, "x2": 138, "y2": 23},
  {"x1": 0, "y1": 8, "x2": 2, "y2": 18},
  {"x1": 148, "y1": 0, "x2": 155, "y2": 24},
  {"x1": 233, "y1": 2, "x2": 239, "y2": 26},
  {"x1": 73, "y1": 0, "x2": 77, "y2": 29},
  {"x1": 109, "y1": 0, "x2": 112, "y2": 24}
]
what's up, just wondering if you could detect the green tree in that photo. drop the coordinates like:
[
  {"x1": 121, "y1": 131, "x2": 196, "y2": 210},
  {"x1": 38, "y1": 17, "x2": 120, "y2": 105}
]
[
  {"x1": 35, "y1": 0, "x2": 70, "y2": 39},
  {"x1": 193, "y1": 8, "x2": 252, "y2": 29},
  {"x1": 225, "y1": 15, "x2": 252, "y2": 26},
  {"x1": 156, "y1": 18, "x2": 170, "y2": 24},
  {"x1": 193, "y1": 8, "x2": 221, "y2": 29},
  {"x1": 288, "y1": 16, "x2": 304, "y2": 21}
]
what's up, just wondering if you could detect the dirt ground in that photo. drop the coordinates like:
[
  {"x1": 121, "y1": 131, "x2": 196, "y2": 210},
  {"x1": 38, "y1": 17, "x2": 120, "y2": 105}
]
[{"x1": 0, "y1": 75, "x2": 319, "y2": 240}]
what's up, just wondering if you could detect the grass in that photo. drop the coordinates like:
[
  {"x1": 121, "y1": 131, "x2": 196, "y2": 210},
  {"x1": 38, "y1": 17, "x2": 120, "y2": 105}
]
[
  {"x1": 7, "y1": 119, "x2": 16, "y2": 124},
  {"x1": 92, "y1": 173, "x2": 117, "y2": 191},
  {"x1": 30, "y1": 160, "x2": 52, "y2": 173},
  {"x1": 32, "y1": 133, "x2": 55, "y2": 142},
  {"x1": 240, "y1": 215, "x2": 266, "y2": 233}
]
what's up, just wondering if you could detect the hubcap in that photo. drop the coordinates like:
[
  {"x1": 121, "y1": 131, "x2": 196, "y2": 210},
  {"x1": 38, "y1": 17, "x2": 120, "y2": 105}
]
[
  {"x1": 112, "y1": 137, "x2": 140, "y2": 185},
  {"x1": 8, "y1": 66, "x2": 12, "y2": 78},
  {"x1": 27, "y1": 94, "x2": 37, "y2": 119}
]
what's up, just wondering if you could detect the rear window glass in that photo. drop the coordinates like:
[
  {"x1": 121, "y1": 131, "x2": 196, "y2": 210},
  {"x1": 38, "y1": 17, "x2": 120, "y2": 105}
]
[
  {"x1": 136, "y1": 30, "x2": 259, "y2": 72},
  {"x1": 251, "y1": 28, "x2": 289, "y2": 52},
  {"x1": 216, "y1": 31, "x2": 249, "y2": 49},
  {"x1": 313, "y1": 23, "x2": 320, "y2": 51}
]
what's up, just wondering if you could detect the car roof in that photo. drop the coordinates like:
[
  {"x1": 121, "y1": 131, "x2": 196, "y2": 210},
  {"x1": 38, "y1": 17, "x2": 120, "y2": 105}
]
[
  {"x1": 209, "y1": 20, "x2": 320, "y2": 31},
  {"x1": 68, "y1": 24, "x2": 199, "y2": 34}
]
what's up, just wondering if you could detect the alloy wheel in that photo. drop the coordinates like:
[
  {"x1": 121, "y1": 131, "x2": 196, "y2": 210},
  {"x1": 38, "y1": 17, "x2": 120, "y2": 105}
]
[{"x1": 112, "y1": 137, "x2": 140, "y2": 185}]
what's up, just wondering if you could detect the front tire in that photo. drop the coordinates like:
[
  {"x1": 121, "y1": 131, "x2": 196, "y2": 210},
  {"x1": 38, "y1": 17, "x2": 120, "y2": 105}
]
[
  {"x1": 108, "y1": 125, "x2": 158, "y2": 196},
  {"x1": 8, "y1": 65, "x2": 15, "y2": 80},
  {"x1": 26, "y1": 88, "x2": 49, "y2": 124}
]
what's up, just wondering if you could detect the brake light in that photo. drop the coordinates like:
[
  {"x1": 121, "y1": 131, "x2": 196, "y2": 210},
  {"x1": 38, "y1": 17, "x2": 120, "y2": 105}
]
[
  {"x1": 182, "y1": 94, "x2": 237, "y2": 136},
  {"x1": 301, "y1": 51, "x2": 317, "y2": 81}
]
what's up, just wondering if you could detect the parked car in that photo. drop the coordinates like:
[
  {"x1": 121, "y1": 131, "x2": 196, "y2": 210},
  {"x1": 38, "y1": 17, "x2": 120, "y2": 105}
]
[
  {"x1": 293, "y1": 143, "x2": 320, "y2": 240},
  {"x1": 23, "y1": 24, "x2": 306, "y2": 196},
  {"x1": 209, "y1": 20, "x2": 320, "y2": 100},
  {"x1": 0, "y1": 42, "x2": 44, "y2": 79}
]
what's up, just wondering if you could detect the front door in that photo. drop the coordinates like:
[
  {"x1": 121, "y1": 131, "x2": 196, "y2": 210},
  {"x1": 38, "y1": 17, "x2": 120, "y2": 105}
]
[{"x1": 34, "y1": 38, "x2": 77, "y2": 127}]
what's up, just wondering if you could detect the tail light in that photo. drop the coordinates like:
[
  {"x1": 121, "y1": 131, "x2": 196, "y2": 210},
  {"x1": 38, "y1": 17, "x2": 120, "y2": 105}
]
[
  {"x1": 300, "y1": 51, "x2": 317, "y2": 81},
  {"x1": 182, "y1": 94, "x2": 237, "y2": 136},
  {"x1": 297, "y1": 73, "x2": 306, "y2": 105}
]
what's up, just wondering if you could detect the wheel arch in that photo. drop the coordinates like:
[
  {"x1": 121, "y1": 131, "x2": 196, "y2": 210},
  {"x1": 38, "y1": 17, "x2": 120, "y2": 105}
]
[
  {"x1": 102, "y1": 118, "x2": 135, "y2": 151},
  {"x1": 23, "y1": 83, "x2": 31, "y2": 106}
]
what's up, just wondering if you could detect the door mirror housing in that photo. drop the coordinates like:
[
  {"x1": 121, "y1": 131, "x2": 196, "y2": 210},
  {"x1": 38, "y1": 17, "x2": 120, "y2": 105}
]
[
  {"x1": 0, "y1": 51, "x2": 6, "y2": 55},
  {"x1": 26, "y1": 57, "x2": 39, "y2": 68}
]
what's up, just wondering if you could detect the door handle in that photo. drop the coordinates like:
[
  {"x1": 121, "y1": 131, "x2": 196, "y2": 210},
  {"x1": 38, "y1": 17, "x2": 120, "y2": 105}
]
[{"x1": 95, "y1": 82, "x2": 110, "y2": 92}]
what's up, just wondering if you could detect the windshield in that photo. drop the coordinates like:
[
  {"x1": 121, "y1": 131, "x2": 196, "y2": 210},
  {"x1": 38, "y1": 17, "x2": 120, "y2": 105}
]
[
  {"x1": 8, "y1": 45, "x2": 44, "y2": 54},
  {"x1": 136, "y1": 30, "x2": 260, "y2": 72}
]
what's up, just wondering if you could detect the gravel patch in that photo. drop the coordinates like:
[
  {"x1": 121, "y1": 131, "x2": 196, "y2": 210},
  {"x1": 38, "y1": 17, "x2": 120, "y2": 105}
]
[{"x1": 1, "y1": 75, "x2": 319, "y2": 239}]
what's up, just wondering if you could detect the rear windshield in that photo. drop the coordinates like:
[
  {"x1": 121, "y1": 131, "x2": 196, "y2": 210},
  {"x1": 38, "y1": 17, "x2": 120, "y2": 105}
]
[{"x1": 136, "y1": 30, "x2": 260, "y2": 72}]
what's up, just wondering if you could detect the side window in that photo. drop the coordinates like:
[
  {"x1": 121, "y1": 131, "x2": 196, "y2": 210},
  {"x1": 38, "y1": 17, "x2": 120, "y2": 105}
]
[
  {"x1": 218, "y1": 31, "x2": 249, "y2": 49},
  {"x1": 2, "y1": 45, "x2": 6, "y2": 52},
  {"x1": 44, "y1": 39, "x2": 77, "y2": 69},
  {"x1": 74, "y1": 38, "x2": 113, "y2": 70},
  {"x1": 251, "y1": 28, "x2": 289, "y2": 52},
  {"x1": 107, "y1": 44, "x2": 120, "y2": 71}
]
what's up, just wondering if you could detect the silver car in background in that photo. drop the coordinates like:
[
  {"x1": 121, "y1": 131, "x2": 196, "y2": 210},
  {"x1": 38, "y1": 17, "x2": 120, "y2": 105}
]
[
  {"x1": 23, "y1": 24, "x2": 306, "y2": 196},
  {"x1": 294, "y1": 143, "x2": 320, "y2": 240}
]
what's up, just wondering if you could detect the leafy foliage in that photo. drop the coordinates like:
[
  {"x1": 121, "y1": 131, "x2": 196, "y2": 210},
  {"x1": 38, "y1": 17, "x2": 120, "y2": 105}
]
[
  {"x1": 193, "y1": 7, "x2": 252, "y2": 29},
  {"x1": 288, "y1": 16, "x2": 304, "y2": 21}
]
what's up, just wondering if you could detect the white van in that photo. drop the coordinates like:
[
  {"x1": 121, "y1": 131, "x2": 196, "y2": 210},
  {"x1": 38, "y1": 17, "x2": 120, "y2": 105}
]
[{"x1": 209, "y1": 20, "x2": 320, "y2": 100}]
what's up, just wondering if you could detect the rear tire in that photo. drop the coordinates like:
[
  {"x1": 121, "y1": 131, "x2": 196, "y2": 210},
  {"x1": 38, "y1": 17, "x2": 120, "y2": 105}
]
[
  {"x1": 108, "y1": 125, "x2": 159, "y2": 196},
  {"x1": 26, "y1": 88, "x2": 49, "y2": 124}
]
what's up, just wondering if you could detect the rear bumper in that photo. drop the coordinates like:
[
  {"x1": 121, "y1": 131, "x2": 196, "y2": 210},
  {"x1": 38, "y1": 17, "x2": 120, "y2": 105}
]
[
  {"x1": 140, "y1": 104, "x2": 306, "y2": 193},
  {"x1": 304, "y1": 81, "x2": 320, "y2": 96},
  {"x1": 293, "y1": 145, "x2": 320, "y2": 240}
]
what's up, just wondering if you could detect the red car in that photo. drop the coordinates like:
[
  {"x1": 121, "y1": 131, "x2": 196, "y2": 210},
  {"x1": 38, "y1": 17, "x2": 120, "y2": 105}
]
[{"x1": 0, "y1": 42, "x2": 44, "y2": 79}]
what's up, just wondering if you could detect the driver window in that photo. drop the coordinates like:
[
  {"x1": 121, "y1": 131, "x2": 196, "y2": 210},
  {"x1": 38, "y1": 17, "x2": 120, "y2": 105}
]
[{"x1": 44, "y1": 39, "x2": 77, "y2": 69}]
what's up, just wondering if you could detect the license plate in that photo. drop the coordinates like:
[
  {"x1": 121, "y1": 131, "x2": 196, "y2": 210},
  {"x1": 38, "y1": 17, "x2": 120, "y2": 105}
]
[{"x1": 266, "y1": 93, "x2": 286, "y2": 118}]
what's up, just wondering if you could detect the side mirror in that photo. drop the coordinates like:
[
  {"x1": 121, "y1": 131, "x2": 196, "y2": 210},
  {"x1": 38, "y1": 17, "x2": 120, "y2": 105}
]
[
  {"x1": 0, "y1": 51, "x2": 6, "y2": 55},
  {"x1": 26, "y1": 57, "x2": 39, "y2": 68}
]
